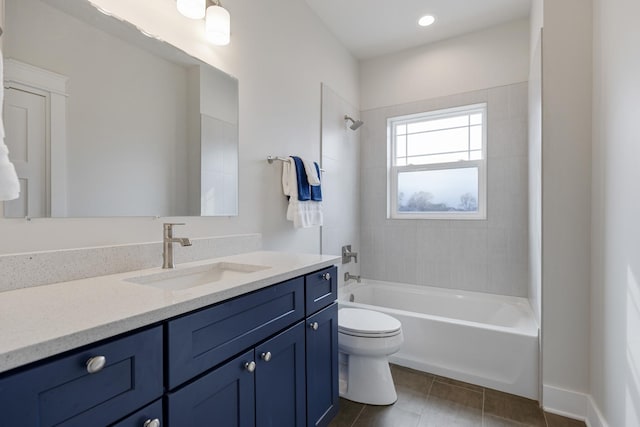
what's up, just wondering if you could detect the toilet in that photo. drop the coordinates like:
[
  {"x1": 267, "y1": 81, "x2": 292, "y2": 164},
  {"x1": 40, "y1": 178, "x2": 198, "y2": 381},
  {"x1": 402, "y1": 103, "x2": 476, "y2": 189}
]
[{"x1": 338, "y1": 308, "x2": 404, "y2": 405}]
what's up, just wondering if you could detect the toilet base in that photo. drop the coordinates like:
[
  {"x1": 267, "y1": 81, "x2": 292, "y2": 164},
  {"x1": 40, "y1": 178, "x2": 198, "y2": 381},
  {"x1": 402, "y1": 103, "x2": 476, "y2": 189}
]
[{"x1": 339, "y1": 353, "x2": 397, "y2": 405}]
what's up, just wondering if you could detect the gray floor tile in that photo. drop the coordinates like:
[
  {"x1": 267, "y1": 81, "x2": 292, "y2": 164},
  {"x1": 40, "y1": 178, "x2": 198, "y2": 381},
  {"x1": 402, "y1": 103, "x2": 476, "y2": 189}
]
[
  {"x1": 328, "y1": 398, "x2": 365, "y2": 427},
  {"x1": 418, "y1": 381, "x2": 483, "y2": 427},
  {"x1": 545, "y1": 412, "x2": 587, "y2": 427},
  {"x1": 352, "y1": 404, "x2": 421, "y2": 427},
  {"x1": 484, "y1": 389, "x2": 545, "y2": 426}
]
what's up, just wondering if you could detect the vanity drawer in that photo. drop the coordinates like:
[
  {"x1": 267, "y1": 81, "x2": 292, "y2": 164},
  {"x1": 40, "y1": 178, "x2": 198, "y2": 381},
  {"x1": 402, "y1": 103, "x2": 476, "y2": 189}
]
[
  {"x1": 0, "y1": 326, "x2": 163, "y2": 427},
  {"x1": 166, "y1": 277, "x2": 305, "y2": 389},
  {"x1": 305, "y1": 266, "x2": 338, "y2": 314}
]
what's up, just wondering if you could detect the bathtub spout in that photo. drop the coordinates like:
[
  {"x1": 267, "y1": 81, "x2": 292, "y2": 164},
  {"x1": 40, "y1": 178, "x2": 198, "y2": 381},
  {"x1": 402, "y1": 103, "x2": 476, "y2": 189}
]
[{"x1": 344, "y1": 272, "x2": 361, "y2": 283}]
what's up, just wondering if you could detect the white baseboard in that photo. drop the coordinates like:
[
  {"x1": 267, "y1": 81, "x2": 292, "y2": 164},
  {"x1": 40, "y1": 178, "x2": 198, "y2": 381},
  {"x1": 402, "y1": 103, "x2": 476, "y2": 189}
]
[
  {"x1": 585, "y1": 395, "x2": 609, "y2": 427},
  {"x1": 542, "y1": 384, "x2": 609, "y2": 427}
]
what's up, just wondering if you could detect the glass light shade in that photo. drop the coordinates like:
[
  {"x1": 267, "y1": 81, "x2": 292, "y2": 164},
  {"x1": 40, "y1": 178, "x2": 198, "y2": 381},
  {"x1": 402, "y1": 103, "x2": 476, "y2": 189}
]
[
  {"x1": 177, "y1": 0, "x2": 206, "y2": 19},
  {"x1": 206, "y1": 5, "x2": 231, "y2": 45}
]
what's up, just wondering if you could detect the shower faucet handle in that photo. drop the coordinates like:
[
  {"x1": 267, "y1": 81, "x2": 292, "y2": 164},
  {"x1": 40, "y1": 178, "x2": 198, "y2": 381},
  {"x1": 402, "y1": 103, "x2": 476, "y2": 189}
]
[{"x1": 342, "y1": 245, "x2": 358, "y2": 264}]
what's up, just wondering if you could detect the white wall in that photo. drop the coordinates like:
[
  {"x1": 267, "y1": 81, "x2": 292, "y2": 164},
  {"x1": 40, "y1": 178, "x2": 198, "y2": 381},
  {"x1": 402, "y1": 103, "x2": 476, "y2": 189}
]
[
  {"x1": 0, "y1": 0, "x2": 359, "y2": 254},
  {"x1": 540, "y1": 0, "x2": 592, "y2": 403},
  {"x1": 591, "y1": 0, "x2": 640, "y2": 425},
  {"x1": 529, "y1": 0, "x2": 543, "y2": 65},
  {"x1": 359, "y1": 18, "x2": 530, "y2": 111}
]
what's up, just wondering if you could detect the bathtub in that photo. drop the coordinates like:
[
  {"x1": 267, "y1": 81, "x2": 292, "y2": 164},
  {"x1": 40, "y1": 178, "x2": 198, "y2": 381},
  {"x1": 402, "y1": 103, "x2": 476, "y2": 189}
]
[{"x1": 338, "y1": 279, "x2": 539, "y2": 399}]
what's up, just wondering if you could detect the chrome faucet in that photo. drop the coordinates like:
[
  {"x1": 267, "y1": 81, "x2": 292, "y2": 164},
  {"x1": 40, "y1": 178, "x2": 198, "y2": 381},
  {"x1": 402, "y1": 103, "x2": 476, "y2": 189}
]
[
  {"x1": 162, "y1": 223, "x2": 192, "y2": 269},
  {"x1": 342, "y1": 245, "x2": 358, "y2": 264},
  {"x1": 344, "y1": 272, "x2": 361, "y2": 283}
]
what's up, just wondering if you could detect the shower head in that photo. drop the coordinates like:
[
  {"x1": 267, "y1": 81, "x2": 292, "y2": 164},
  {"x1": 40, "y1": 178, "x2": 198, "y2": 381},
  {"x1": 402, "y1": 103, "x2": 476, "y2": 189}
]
[{"x1": 344, "y1": 115, "x2": 364, "y2": 131}]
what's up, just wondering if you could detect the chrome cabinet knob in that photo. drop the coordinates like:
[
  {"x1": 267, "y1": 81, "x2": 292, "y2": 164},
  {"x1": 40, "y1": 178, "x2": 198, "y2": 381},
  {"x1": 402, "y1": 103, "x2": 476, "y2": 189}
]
[
  {"x1": 322, "y1": 272, "x2": 331, "y2": 281},
  {"x1": 85, "y1": 356, "x2": 106, "y2": 374},
  {"x1": 309, "y1": 322, "x2": 319, "y2": 331},
  {"x1": 245, "y1": 361, "x2": 256, "y2": 373},
  {"x1": 143, "y1": 419, "x2": 161, "y2": 427},
  {"x1": 261, "y1": 352, "x2": 272, "y2": 362}
]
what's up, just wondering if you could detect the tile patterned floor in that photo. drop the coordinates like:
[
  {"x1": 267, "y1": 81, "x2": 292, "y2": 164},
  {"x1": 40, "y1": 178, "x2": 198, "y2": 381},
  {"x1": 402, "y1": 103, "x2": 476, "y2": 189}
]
[{"x1": 329, "y1": 365, "x2": 586, "y2": 427}]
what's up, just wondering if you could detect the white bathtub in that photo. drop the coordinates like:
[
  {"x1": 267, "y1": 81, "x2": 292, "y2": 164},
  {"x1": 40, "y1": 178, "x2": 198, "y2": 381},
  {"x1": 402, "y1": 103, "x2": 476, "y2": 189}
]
[{"x1": 339, "y1": 279, "x2": 539, "y2": 399}]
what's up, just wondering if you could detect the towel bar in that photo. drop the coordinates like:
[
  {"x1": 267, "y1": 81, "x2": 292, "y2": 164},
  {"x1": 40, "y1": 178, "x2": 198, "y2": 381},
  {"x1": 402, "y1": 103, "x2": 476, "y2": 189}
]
[{"x1": 267, "y1": 156, "x2": 325, "y2": 172}]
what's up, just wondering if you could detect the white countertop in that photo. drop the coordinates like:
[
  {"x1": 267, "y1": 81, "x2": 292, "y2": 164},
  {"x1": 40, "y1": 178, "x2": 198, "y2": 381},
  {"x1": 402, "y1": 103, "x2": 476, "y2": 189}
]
[{"x1": 0, "y1": 251, "x2": 340, "y2": 374}]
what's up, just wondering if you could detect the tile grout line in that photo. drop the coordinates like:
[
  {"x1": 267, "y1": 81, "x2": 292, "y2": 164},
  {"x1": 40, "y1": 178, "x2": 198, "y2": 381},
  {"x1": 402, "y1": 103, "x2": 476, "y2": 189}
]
[{"x1": 349, "y1": 403, "x2": 366, "y2": 427}]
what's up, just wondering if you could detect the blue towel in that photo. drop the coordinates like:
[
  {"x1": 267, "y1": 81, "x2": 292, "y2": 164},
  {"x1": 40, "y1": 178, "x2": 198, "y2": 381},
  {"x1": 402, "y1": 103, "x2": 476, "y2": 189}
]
[
  {"x1": 291, "y1": 156, "x2": 311, "y2": 201},
  {"x1": 311, "y1": 162, "x2": 322, "y2": 202},
  {"x1": 291, "y1": 156, "x2": 322, "y2": 202}
]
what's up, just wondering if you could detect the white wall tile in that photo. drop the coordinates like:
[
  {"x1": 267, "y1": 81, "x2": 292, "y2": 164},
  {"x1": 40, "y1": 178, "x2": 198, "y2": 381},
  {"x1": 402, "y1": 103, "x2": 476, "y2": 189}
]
[{"x1": 359, "y1": 83, "x2": 529, "y2": 297}]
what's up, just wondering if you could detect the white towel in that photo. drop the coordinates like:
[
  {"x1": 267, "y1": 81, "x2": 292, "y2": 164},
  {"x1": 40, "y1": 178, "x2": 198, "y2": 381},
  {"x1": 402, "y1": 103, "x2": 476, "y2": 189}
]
[
  {"x1": 0, "y1": 50, "x2": 21, "y2": 202},
  {"x1": 282, "y1": 157, "x2": 323, "y2": 228},
  {"x1": 303, "y1": 158, "x2": 321, "y2": 186}
]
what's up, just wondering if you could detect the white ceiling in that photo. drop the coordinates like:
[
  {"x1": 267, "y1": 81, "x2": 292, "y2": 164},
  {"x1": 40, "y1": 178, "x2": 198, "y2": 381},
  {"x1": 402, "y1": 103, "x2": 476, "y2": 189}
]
[{"x1": 303, "y1": 0, "x2": 531, "y2": 60}]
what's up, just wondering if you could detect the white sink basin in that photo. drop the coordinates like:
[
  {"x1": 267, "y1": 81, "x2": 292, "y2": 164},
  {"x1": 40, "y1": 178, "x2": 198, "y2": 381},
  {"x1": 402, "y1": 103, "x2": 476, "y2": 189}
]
[{"x1": 125, "y1": 262, "x2": 271, "y2": 291}]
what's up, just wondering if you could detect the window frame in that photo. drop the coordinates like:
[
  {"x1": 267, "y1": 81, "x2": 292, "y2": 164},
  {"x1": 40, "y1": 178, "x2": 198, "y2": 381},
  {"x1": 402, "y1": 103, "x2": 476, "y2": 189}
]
[{"x1": 387, "y1": 103, "x2": 487, "y2": 220}]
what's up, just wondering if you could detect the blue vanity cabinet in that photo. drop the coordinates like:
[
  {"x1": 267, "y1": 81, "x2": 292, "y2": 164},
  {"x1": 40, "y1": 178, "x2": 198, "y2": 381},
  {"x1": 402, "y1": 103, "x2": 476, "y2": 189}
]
[
  {"x1": 305, "y1": 303, "x2": 339, "y2": 427},
  {"x1": 0, "y1": 326, "x2": 163, "y2": 427},
  {"x1": 167, "y1": 321, "x2": 306, "y2": 427},
  {"x1": 305, "y1": 266, "x2": 338, "y2": 314},
  {"x1": 0, "y1": 265, "x2": 339, "y2": 427}
]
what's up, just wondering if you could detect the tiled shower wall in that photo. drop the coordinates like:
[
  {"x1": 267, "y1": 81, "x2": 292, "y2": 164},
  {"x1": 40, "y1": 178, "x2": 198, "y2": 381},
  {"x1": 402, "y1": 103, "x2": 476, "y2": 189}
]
[{"x1": 359, "y1": 82, "x2": 529, "y2": 297}]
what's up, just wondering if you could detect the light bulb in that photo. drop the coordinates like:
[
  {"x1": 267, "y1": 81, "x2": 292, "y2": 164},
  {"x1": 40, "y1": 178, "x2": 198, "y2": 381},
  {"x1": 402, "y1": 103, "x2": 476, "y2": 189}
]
[
  {"x1": 206, "y1": 4, "x2": 231, "y2": 46},
  {"x1": 418, "y1": 15, "x2": 436, "y2": 27},
  {"x1": 177, "y1": 0, "x2": 206, "y2": 20}
]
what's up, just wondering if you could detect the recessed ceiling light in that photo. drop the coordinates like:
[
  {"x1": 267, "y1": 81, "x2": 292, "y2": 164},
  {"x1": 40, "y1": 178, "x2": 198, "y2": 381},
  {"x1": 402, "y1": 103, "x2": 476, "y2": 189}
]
[{"x1": 418, "y1": 15, "x2": 436, "y2": 27}]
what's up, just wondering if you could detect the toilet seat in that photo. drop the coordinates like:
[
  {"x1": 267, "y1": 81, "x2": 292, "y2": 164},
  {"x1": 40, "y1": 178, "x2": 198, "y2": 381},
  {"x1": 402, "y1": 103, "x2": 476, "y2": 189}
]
[{"x1": 339, "y1": 308, "x2": 402, "y2": 338}]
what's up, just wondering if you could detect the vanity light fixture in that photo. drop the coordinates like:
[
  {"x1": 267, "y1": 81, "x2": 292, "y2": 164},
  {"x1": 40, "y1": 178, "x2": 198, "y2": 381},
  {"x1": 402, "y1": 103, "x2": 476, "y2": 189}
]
[
  {"x1": 206, "y1": 0, "x2": 231, "y2": 46},
  {"x1": 177, "y1": 0, "x2": 206, "y2": 19},
  {"x1": 418, "y1": 15, "x2": 436, "y2": 27}
]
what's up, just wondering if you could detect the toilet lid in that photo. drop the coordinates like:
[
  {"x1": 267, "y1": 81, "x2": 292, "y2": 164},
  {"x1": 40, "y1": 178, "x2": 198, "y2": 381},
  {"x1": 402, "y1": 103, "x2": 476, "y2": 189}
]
[{"x1": 338, "y1": 308, "x2": 402, "y2": 337}]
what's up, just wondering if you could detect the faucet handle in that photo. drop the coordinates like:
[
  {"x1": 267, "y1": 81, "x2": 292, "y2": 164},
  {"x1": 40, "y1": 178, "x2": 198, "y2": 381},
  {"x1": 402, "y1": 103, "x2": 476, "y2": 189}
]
[{"x1": 163, "y1": 222, "x2": 185, "y2": 232}]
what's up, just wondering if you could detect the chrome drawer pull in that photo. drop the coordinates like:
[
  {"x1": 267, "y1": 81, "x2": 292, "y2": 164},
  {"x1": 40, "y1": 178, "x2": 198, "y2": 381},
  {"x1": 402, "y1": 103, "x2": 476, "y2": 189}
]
[
  {"x1": 245, "y1": 361, "x2": 256, "y2": 373},
  {"x1": 322, "y1": 272, "x2": 331, "y2": 281},
  {"x1": 85, "y1": 356, "x2": 106, "y2": 374},
  {"x1": 309, "y1": 322, "x2": 319, "y2": 331},
  {"x1": 261, "y1": 352, "x2": 272, "y2": 362},
  {"x1": 143, "y1": 419, "x2": 161, "y2": 427}
]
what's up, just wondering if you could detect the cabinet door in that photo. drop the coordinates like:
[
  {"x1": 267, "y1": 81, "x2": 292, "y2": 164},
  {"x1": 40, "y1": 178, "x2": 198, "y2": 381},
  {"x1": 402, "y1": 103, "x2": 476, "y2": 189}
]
[
  {"x1": 0, "y1": 326, "x2": 163, "y2": 427},
  {"x1": 306, "y1": 303, "x2": 339, "y2": 427},
  {"x1": 111, "y1": 399, "x2": 162, "y2": 427},
  {"x1": 255, "y1": 322, "x2": 306, "y2": 427},
  {"x1": 167, "y1": 349, "x2": 255, "y2": 427},
  {"x1": 305, "y1": 267, "x2": 337, "y2": 315}
]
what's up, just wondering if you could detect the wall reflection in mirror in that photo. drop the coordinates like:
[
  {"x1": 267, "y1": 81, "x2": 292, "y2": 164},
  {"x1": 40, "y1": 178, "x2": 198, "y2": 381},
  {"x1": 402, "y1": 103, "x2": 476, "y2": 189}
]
[{"x1": 2, "y1": 0, "x2": 239, "y2": 218}]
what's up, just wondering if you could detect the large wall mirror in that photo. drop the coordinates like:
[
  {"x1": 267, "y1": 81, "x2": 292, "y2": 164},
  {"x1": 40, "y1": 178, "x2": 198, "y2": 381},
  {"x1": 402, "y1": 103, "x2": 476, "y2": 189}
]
[{"x1": 2, "y1": 0, "x2": 239, "y2": 217}]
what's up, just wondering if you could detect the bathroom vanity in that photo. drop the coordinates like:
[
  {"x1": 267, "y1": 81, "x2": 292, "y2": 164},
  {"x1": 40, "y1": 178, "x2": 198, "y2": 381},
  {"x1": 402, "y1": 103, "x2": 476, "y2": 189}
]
[{"x1": 0, "y1": 252, "x2": 339, "y2": 427}]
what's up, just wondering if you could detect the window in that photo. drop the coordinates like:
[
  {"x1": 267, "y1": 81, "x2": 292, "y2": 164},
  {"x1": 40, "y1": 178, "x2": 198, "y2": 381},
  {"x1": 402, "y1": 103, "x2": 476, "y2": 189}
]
[{"x1": 388, "y1": 103, "x2": 487, "y2": 219}]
